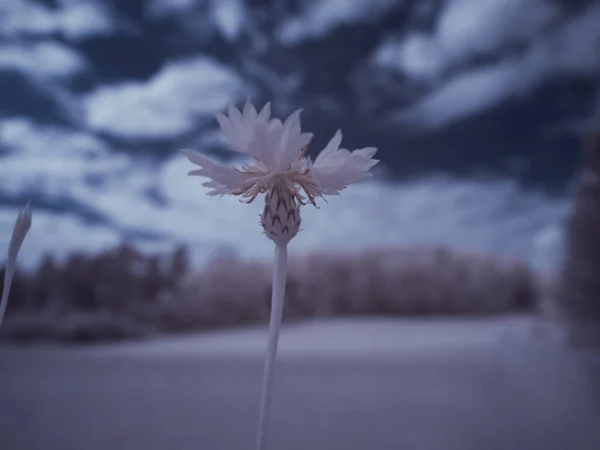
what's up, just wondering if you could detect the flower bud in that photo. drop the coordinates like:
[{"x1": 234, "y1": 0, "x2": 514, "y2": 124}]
[
  {"x1": 8, "y1": 202, "x2": 32, "y2": 264},
  {"x1": 261, "y1": 178, "x2": 301, "y2": 245}
]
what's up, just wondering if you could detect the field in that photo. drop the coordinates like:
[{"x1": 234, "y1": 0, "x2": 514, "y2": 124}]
[{"x1": 0, "y1": 315, "x2": 598, "y2": 450}]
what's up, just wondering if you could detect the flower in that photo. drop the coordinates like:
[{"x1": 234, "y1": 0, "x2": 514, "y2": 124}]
[
  {"x1": 182, "y1": 103, "x2": 379, "y2": 450},
  {"x1": 182, "y1": 101, "x2": 379, "y2": 244}
]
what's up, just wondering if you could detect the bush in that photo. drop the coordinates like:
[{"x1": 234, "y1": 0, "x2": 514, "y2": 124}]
[{"x1": 0, "y1": 244, "x2": 540, "y2": 343}]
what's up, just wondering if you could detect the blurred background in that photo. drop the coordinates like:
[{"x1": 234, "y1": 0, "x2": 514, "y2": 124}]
[
  {"x1": 1, "y1": 0, "x2": 598, "y2": 270},
  {"x1": 1, "y1": 1, "x2": 600, "y2": 449},
  {"x1": 1, "y1": 0, "x2": 599, "y2": 340}
]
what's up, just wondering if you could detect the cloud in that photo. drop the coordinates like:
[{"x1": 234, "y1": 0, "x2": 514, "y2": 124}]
[
  {"x1": 278, "y1": 0, "x2": 400, "y2": 45},
  {"x1": 211, "y1": 0, "x2": 246, "y2": 41},
  {"x1": 145, "y1": 0, "x2": 204, "y2": 17},
  {"x1": 433, "y1": 0, "x2": 559, "y2": 72},
  {"x1": 374, "y1": 0, "x2": 559, "y2": 80},
  {"x1": 83, "y1": 57, "x2": 247, "y2": 140},
  {"x1": 146, "y1": 0, "x2": 245, "y2": 42},
  {"x1": 0, "y1": 0, "x2": 121, "y2": 41},
  {"x1": 0, "y1": 42, "x2": 87, "y2": 81},
  {"x1": 390, "y1": 59, "x2": 534, "y2": 129},
  {"x1": 0, "y1": 118, "x2": 566, "y2": 271},
  {"x1": 374, "y1": 33, "x2": 445, "y2": 83},
  {"x1": 0, "y1": 119, "x2": 130, "y2": 199},
  {"x1": 526, "y1": 2, "x2": 600, "y2": 77},
  {"x1": 390, "y1": 1, "x2": 600, "y2": 129},
  {"x1": 55, "y1": 0, "x2": 122, "y2": 41}
]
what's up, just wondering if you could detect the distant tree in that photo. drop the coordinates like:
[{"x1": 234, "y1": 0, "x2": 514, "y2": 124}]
[{"x1": 557, "y1": 132, "x2": 600, "y2": 344}]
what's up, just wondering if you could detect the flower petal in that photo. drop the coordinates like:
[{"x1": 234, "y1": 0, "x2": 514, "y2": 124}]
[
  {"x1": 215, "y1": 102, "x2": 274, "y2": 158},
  {"x1": 228, "y1": 103, "x2": 247, "y2": 133},
  {"x1": 318, "y1": 129, "x2": 343, "y2": 159},
  {"x1": 216, "y1": 112, "x2": 245, "y2": 151},
  {"x1": 257, "y1": 102, "x2": 271, "y2": 122},
  {"x1": 247, "y1": 122, "x2": 278, "y2": 169},
  {"x1": 281, "y1": 109, "x2": 301, "y2": 149},
  {"x1": 289, "y1": 132, "x2": 313, "y2": 157},
  {"x1": 181, "y1": 149, "x2": 247, "y2": 196},
  {"x1": 262, "y1": 109, "x2": 313, "y2": 169},
  {"x1": 243, "y1": 100, "x2": 258, "y2": 123},
  {"x1": 310, "y1": 130, "x2": 379, "y2": 195},
  {"x1": 277, "y1": 109, "x2": 302, "y2": 166}
]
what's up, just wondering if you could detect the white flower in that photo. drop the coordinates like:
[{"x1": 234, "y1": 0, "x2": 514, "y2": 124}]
[
  {"x1": 182, "y1": 103, "x2": 379, "y2": 449},
  {"x1": 182, "y1": 101, "x2": 378, "y2": 244}
]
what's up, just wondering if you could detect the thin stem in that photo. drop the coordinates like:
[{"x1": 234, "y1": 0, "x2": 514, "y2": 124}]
[
  {"x1": 0, "y1": 265, "x2": 14, "y2": 328},
  {"x1": 255, "y1": 243, "x2": 288, "y2": 450},
  {"x1": 0, "y1": 203, "x2": 32, "y2": 330}
]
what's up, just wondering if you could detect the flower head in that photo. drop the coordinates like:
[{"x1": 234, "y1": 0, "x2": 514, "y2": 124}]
[{"x1": 182, "y1": 101, "x2": 378, "y2": 244}]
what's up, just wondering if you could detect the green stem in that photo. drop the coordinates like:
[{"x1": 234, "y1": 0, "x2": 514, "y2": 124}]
[{"x1": 255, "y1": 243, "x2": 288, "y2": 450}]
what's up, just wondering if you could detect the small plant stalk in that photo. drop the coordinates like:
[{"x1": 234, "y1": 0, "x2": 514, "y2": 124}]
[
  {"x1": 255, "y1": 180, "x2": 299, "y2": 449},
  {"x1": 1, "y1": 203, "x2": 32, "y2": 329},
  {"x1": 255, "y1": 242, "x2": 288, "y2": 450}
]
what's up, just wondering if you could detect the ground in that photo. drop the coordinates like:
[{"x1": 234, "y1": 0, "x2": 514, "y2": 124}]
[{"x1": 0, "y1": 315, "x2": 598, "y2": 450}]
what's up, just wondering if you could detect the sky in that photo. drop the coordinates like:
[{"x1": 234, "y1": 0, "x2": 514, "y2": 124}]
[{"x1": 0, "y1": 0, "x2": 598, "y2": 270}]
